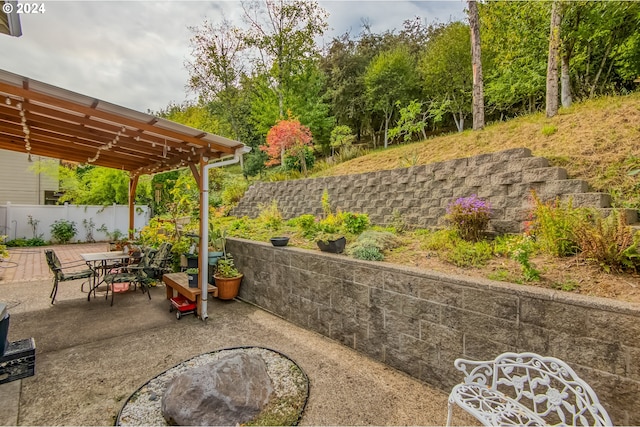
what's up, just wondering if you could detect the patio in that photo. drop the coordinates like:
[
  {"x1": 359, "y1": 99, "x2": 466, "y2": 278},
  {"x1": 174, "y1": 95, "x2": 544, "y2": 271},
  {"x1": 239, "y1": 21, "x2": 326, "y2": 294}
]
[{"x1": 0, "y1": 243, "x2": 475, "y2": 426}]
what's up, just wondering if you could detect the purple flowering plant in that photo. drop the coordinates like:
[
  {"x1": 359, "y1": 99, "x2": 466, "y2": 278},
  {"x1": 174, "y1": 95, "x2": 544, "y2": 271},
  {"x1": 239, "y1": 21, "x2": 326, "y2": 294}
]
[{"x1": 445, "y1": 195, "x2": 491, "y2": 241}]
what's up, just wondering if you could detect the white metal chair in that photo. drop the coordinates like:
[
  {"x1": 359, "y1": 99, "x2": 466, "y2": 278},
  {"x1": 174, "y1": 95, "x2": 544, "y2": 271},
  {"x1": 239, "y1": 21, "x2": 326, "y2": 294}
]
[{"x1": 446, "y1": 352, "x2": 612, "y2": 426}]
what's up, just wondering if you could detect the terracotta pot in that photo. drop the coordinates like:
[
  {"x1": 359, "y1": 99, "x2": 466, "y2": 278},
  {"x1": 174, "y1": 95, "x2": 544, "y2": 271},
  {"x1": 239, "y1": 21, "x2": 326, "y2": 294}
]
[{"x1": 214, "y1": 274, "x2": 243, "y2": 300}]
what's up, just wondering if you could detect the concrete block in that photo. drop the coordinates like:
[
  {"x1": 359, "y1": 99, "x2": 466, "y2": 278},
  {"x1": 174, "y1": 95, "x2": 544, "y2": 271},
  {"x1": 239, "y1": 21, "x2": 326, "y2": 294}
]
[
  {"x1": 467, "y1": 152, "x2": 495, "y2": 167},
  {"x1": 491, "y1": 171, "x2": 522, "y2": 185},
  {"x1": 401, "y1": 296, "x2": 441, "y2": 323},
  {"x1": 399, "y1": 334, "x2": 439, "y2": 367},
  {"x1": 464, "y1": 335, "x2": 515, "y2": 361},
  {"x1": 540, "y1": 179, "x2": 590, "y2": 198},
  {"x1": 477, "y1": 160, "x2": 508, "y2": 176},
  {"x1": 560, "y1": 192, "x2": 611, "y2": 208},
  {"x1": 522, "y1": 167, "x2": 568, "y2": 183},
  {"x1": 491, "y1": 147, "x2": 532, "y2": 162},
  {"x1": 520, "y1": 297, "x2": 591, "y2": 336},
  {"x1": 598, "y1": 208, "x2": 638, "y2": 224},
  {"x1": 549, "y1": 331, "x2": 627, "y2": 376},
  {"x1": 462, "y1": 288, "x2": 518, "y2": 320},
  {"x1": 384, "y1": 310, "x2": 420, "y2": 342},
  {"x1": 441, "y1": 306, "x2": 518, "y2": 346},
  {"x1": 386, "y1": 346, "x2": 422, "y2": 379},
  {"x1": 420, "y1": 320, "x2": 464, "y2": 354}
]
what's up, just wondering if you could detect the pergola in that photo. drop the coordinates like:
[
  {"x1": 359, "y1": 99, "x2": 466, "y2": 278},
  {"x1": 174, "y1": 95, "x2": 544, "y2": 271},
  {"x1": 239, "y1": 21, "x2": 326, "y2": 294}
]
[{"x1": 0, "y1": 68, "x2": 249, "y2": 320}]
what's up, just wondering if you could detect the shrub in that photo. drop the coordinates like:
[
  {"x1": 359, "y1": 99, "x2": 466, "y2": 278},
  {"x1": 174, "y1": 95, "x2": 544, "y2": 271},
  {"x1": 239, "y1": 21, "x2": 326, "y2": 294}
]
[
  {"x1": 287, "y1": 214, "x2": 318, "y2": 238},
  {"x1": 0, "y1": 236, "x2": 8, "y2": 259},
  {"x1": 257, "y1": 200, "x2": 283, "y2": 231},
  {"x1": 347, "y1": 230, "x2": 400, "y2": 261},
  {"x1": 529, "y1": 191, "x2": 580, "y2": 257},
  {"x1": 350, "y1": 245, "x2": 384, "y2": 261},
  {"x1": 339, "y1": 212, "x2": 370, "y2": 234},
  {"x1": 445, "y1": 195, "x2": 491, "y2": 241},
  {"x1": 444, "y1": 239, "x2": 493, "y2": 267},
  {"x1": 221, "y1": 179, "x2": 249, "y2": 206},
  {"x1": 541, "y1": 124, "x2": 558, "y2": 136},
  {"x1": 50, "y1": 219, "x2": 77, "y2": 244},
  {"x1": 572, "y1": 209, "x2": 640, "y2": 272},
  {"x1": 510, "y1": 236, "x2": 541, "y2": 281}
]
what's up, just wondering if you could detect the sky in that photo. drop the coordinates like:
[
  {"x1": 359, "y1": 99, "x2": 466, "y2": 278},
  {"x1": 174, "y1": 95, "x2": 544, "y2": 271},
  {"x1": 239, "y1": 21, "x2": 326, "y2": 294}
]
[{"x1": 0, "y1": 1, "x2": 466, "y2": 113}]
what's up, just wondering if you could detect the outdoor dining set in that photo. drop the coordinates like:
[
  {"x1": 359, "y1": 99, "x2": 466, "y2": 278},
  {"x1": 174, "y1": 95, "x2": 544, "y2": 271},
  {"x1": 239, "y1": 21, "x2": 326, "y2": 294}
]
[{"x1": 44, "y1": 243, "x2": 173, "y2": 306}]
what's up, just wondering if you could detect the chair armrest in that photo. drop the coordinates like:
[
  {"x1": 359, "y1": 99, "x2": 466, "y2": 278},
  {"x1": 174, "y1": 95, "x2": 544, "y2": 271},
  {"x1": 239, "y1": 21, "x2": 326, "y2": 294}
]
[{"x1": 453, "y1": 358, "x2": 496, "y2": 387}]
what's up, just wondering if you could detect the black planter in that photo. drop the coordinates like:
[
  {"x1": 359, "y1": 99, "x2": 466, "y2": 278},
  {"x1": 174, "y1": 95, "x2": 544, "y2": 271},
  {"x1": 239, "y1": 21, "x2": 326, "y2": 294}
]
[
  {"x1": 187, "y1": 272, "x2": 199, "y2": 288},
  {"x1": 186, "y1": 255, "x2": 198, "y2": 269},
  {"x1": 270, "y1": 237, "x2": 290, "y2": 247},
  {"x1": 316, "y1": 236, "x2": 346, "y2": 254}
]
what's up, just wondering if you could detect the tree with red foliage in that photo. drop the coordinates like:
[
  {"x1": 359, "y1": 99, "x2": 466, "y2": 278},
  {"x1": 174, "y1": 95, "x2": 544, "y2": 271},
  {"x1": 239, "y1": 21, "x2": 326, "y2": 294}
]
[{"x1": 260, "y1": 119, "x2": 313, "y2": 175}]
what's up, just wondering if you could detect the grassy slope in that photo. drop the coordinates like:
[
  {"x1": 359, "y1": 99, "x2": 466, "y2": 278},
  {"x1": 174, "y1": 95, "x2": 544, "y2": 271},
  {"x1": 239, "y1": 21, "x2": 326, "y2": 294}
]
[{"x1": 313, "y1": 93, "x2": 640, "y2": 208}]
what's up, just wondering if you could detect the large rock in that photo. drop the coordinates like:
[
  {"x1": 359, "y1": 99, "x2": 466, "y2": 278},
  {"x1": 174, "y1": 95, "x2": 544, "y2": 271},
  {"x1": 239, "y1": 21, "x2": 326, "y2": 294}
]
[{"x1": 161, "y1": 352, "x2": 273, "y2": 426}]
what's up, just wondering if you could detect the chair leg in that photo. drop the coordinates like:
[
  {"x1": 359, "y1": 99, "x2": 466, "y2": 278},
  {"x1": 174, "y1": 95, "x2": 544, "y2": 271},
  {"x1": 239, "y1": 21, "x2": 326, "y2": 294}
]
[
  {"x1": 50, "y1": 277, "x2": 59, "y2": 304},
  {"x1": 446, "y1": 402, "x2": 453, "y2": 427}
]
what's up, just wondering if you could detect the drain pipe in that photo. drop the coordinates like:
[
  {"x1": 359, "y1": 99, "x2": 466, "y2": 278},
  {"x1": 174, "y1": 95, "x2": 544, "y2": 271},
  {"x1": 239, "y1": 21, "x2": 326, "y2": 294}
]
[{"x1": 199, "y1": 145, "x2": 251, "y2": 321}]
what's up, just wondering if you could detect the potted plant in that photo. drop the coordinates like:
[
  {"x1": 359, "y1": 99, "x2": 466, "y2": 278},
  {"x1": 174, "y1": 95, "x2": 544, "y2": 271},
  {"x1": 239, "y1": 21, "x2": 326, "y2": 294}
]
[
  {"x1": 208, "y1": 227, "x2": 225, "y2": 264},
  {"x1": 213, "y1": 249, "x2": 243, "y2": 300},
  {"x1": 186, "y1": 268, "x2": 199, "y2": 288},
  {"x1": 316, "y1": 232, "x2": 346, "y2": 254}
]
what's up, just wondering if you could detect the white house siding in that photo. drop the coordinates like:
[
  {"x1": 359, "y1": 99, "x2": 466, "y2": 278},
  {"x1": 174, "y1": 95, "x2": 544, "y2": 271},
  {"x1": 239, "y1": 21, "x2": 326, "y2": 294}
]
[{"x1": 0, "y1": 150, "x2": 59, "y2": 204}]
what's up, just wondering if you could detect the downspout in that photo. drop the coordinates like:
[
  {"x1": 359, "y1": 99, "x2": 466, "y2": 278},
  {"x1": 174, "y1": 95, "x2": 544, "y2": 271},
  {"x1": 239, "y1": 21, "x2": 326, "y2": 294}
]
[{"x1": 199, "y1": 145, "x2": 251, "y2": 321}]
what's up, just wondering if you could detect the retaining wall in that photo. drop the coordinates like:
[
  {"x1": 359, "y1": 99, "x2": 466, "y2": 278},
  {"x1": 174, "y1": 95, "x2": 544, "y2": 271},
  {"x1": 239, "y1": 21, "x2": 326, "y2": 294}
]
[
  {"x1": 227, "y1": 237, "x2": 640, "y2": 425},
  {"x1": 232, "y1": 148, "x2": 634, "y2": 232}
]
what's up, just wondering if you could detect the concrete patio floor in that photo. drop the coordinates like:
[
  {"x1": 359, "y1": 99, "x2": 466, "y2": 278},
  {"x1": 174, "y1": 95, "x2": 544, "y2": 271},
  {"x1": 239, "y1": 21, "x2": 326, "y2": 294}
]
[{"x1": 0, "y1": 243, "x2": 476, "y2": 426}]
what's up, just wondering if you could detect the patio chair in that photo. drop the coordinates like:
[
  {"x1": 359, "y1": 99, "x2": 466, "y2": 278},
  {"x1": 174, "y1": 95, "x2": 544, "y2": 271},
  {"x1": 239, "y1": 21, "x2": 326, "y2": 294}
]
[
  {"x1": 146, "y1": 242, "x2": 173, "y2": 280},
  {"x1": 44, "y1": 250, "x2": 94, "y2": 304},
  {"x1": 103, "y1": 262, "x2": 152, "y2": 306}
]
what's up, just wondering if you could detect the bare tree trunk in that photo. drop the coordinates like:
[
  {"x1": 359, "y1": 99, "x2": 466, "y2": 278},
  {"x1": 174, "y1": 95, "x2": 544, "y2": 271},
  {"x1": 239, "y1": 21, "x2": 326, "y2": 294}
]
[
  {"x1": 468, "y1": 0, "x2": 484, "y2": 130},
  {"x1": 546, "y1": 1, "x2": 562, "y2": 118},
  {"x1": 561, "y1": 52, "x2": 572, "y2": 108}
]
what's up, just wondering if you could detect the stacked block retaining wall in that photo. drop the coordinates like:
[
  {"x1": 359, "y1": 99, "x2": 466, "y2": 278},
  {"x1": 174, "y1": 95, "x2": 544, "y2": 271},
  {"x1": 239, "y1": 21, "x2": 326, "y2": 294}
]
[
  {"x1": 228, "y1": 237, "x2": 640, "y2": 425},
  {"x1": 232, "y1": 148, "x2": 636, "y2": 232}
]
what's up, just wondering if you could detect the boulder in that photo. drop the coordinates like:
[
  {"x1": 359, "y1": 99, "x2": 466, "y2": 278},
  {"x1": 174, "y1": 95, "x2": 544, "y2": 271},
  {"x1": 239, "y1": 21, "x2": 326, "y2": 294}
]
[{"x1": 161, "y1": 352, "x2": 273, "y2": 426}]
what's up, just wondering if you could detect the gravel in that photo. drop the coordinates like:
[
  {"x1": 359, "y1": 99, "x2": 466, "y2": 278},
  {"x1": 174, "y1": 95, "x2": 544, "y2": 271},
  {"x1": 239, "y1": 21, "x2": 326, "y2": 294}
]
[{"x1": 117, "y1": 347, "x2": 309, "y2": 426}]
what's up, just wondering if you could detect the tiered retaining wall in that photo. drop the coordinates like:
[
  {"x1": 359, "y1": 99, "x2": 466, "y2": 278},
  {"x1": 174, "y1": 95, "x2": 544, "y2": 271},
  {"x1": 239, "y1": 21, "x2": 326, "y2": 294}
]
[
  {"x1": 232, "y1": 148, "x2": 635, "y2": 232},
  {"x1": 227, "y1": 237, "x2": 640, "y2": 425}
]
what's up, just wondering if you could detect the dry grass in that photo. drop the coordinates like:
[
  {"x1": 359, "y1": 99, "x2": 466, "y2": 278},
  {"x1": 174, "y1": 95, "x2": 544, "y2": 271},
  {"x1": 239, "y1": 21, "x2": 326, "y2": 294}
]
[{"x1": 314, "y1": 93, "x2": 640, "y2": 207}]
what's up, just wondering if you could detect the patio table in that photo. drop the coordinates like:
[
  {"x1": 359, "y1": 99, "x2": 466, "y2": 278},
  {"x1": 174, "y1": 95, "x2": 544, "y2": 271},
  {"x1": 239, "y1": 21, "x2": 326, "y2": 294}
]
[{"x1": 80, "y1": 251, "x2": 131, "y2": 300}]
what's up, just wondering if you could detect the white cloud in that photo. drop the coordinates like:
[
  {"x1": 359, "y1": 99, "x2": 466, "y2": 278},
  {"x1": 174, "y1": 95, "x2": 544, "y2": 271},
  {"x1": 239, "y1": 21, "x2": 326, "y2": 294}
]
[{"x1": 0, "y1": 1, "x2": 465, "y2": 113}]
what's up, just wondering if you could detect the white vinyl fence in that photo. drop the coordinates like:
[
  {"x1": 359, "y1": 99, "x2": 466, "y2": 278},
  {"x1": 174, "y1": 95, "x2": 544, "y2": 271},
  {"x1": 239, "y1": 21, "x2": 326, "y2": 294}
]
[{"x1": 0, "y1": 203, "x2": 150, "y2": 243}]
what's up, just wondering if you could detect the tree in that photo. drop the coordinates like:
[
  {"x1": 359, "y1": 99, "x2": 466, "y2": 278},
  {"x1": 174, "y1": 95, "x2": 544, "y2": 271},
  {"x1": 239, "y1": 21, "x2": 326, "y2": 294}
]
[
  {"x1": 468, "y1": 0, "x2": 485, "y2": 130},
  {"x1": 241, "y1": 0, "x2": 328, "y2": 118},
  {"x1": 480, "y1": 1, "x2": 549, "y2": 117},
  {"x1": 419, "y1": 22, "x2": 472, "y2": 132},
  {"x1": 546, "y1": 1, "x2": 562, "y2": 118},
  {"x1": 260, "y1": 119, "x2": 313, "y2": 175},
  {"x1": 186, "y1": 17, "x2": 245, "y2": 138},
  {"x1": 364, "y1": 46, "x2": 418, "y2": 148}
]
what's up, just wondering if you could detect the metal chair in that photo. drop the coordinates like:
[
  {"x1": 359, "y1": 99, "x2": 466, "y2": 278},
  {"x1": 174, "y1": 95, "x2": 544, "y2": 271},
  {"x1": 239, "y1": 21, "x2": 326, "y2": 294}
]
[
  {"x1": 104, "y1": 249, "x2": 155, "y2": 305},
  {"x1": 44, "y1": 250, "x2": 94, "y2": 304},
  {"x1": 147, "y1": 242, "x2": 173, "y2": 280}
]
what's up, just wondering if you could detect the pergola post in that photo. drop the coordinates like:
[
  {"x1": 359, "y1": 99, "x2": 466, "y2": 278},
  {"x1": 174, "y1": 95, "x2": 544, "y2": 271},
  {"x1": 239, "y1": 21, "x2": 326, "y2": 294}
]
[{"x1": 128, "y1": 175, "x2": 139, "y2": 239}]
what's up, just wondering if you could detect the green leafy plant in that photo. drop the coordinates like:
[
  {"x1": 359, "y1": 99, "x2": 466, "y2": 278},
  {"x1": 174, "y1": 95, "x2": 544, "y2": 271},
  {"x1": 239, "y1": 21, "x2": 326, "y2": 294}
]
[
  {"x1": 541, "y1": 124, "x2": 558, "y2": 136},
  {"x1": 98, "y1": 225, "x2": 125, "y2": 243},
  {"x1": 321, "y1": 189, "x2": 332, "y2": 218},
  {"x1": 216, "y1": 254, "x2": 240, "y2": 278},
  {"x1": 50, "y1": 219, "x2": 77, "y2": 244},
  {"x1": 257, "y1": 200, "x2": 283, "y2": 231},
  {"x1": 185, "y1": 268, "x2": 199, "y2": 274},
  {"x1": 529, "y1": 191, "x2": 581, "y2": 257},
  {"x1": 510, "y1": 236, "x2": 541, "y2": 281},
  {"x1": 445, "y1": 194, "x2": 491, "y2": 241},
  {"x1": 0, "y1": 235, "x2": 8, "y2": 259},
  {"x1": 339, "y1": 212, "x2": 370, "y2": 234},
  {"x1": 572, "y1": 209, "x2": 640, "y2": 272},
  {"x1": 287, "y1": 214, "x2": 318, "y2": 238},
  {"x1": 444, "y1": 239, "x2": 493, "y2": 268},
  {"x1": 350, "y1": 245, "x2": 384, "y2": 261}
]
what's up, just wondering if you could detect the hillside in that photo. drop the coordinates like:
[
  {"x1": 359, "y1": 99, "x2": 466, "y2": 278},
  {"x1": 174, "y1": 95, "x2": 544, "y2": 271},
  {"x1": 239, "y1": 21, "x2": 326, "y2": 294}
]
[{"x1": 313, "y1": 93, "x2": 640, "y2": 208}]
